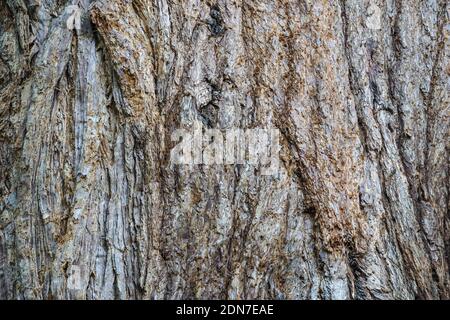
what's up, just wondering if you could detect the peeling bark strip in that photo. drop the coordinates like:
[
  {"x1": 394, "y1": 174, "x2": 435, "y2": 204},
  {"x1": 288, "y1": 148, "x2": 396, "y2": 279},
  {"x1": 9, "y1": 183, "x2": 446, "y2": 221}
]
[{"x1": 0, "y1": 0, "x2": 448, "y2": 300}]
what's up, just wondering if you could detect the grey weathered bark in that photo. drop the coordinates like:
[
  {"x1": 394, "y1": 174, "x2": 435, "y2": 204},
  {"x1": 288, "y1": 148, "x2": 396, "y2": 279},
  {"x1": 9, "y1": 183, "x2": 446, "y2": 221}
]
[{"x1": 0, "y1": 0, "x2": 448, "y2": 300}]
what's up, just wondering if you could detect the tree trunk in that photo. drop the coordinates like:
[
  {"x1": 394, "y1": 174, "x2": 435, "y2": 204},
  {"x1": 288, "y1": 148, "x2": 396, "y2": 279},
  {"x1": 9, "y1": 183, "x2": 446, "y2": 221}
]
[{"x1": 0, "y1": 0, "x2": 448, "y2": 300}]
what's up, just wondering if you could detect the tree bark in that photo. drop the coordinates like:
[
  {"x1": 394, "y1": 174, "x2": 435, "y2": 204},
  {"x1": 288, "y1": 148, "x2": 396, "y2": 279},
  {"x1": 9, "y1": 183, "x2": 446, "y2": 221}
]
[{"x1": 0, "y1": 0, "x2": 448, "y2": 299}]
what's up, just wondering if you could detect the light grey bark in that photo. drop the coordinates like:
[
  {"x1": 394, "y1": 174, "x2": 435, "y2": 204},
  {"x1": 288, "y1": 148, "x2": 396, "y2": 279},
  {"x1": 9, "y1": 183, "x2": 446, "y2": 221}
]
[{"x1": 0, "y1": 0, "x2": 448, "y2": 299}]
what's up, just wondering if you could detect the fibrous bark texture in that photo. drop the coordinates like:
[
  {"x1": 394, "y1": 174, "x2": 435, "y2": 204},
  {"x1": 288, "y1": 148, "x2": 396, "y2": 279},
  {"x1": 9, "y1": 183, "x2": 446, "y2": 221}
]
[{"x1": 0, "y1": 0, "x2": 449, "y2": 300}]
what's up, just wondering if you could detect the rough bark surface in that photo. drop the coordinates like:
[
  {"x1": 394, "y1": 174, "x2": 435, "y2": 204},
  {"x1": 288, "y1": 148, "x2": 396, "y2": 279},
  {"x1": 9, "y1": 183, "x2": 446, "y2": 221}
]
[{"x1": 0, "y1": 0, "x2": 449, "y2": 300}]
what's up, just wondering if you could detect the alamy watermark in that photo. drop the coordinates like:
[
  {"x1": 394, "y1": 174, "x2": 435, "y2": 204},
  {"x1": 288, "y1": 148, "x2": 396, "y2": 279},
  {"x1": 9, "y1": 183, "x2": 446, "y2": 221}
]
[{"x1": 170, "y1": 121, "x2": 281, "y2": 176}]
